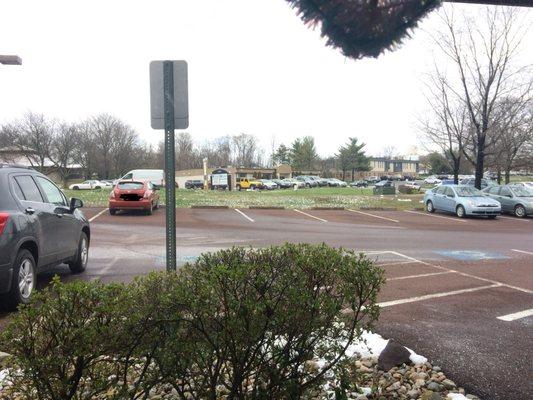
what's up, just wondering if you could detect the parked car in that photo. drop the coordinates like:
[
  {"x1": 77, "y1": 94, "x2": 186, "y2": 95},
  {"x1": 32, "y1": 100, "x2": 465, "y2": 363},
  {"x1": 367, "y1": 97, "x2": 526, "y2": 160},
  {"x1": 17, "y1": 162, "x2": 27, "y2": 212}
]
[
  {"x1": 365, "y1": 176, "x2": 381, "y2": 184},
  {"x1": 236, "y1": 178, "x2": 264, "y2": 191},
  {"x1": 327, "y1": 178, "x2": 347, "y2": 187},
  {"x1": 483, "y1": 185, "x2": 533, "y2": 218},
  {"x1": 424, "y1": 185, "x2": 501, "y2": 218},
  {"x1": 69, "y1": 180, "x2": 105, "y2": 190},
  {"x1": 374, "y1": 180, "x2": 394, "y2": 188},
  {"x1": 100, "y1": 180, "x2": 115, "y2": 188},
  {"x1": 399, "y1": 182, "x2": 421, "y2": 192},
  {"x1": 283, "y1": 178, "x2": 305, "y2": 189},
  {"x1": 349, "y1": 180, "x2": 368, "y2": 187},
  {"x1": 0, "y1": 164, "x2": 89, "y2": 309},
  {"x1": 259, "y1": 179, "x2": 278, "y2": 190},
  {"x1": 272, "y1": 179, "x2": 292, "y2": 189},
  {"x1": 459, "y1": 178, "x2": 498, "y2": 189},
  {"x1": 296, "y1": 176, "x2": 318, "y2": 188},
  {"x1": 109, "y1": 180, "x2": 160, "y2": 215},
  {"x1": 185, "y1": 179, "x2": 204, "y2": 189},
  {"x1": 424, "y1": 176, "x2": 441, "y2": 185}
]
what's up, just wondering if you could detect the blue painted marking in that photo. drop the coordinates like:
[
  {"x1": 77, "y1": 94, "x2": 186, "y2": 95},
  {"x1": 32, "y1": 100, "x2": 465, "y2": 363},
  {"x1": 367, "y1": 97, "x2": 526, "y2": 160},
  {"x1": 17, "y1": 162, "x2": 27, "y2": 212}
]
[{"x1": 434, "y1": 250, "x2": 509, "y2": 261}]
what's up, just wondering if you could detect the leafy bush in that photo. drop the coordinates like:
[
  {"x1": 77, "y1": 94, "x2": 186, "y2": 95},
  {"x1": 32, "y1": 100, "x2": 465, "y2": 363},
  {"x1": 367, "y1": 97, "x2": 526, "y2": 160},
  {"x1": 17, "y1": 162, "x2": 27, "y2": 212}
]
[{"x1": 1, "y1": 244, "x2": 385, "y2": 400}]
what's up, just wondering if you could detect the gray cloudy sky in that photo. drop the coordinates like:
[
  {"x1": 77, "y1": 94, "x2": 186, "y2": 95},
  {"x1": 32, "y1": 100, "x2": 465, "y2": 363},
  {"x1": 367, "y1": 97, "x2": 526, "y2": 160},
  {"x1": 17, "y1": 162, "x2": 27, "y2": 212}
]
[{"x1": 1, "y1": 1, "x2": 531, "y2": 158}]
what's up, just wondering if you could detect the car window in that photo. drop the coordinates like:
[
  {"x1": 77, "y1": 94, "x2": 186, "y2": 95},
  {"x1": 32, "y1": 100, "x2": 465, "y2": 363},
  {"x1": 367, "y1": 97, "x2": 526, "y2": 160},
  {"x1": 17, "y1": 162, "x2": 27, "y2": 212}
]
[
  {"x1": 444, "y1": 187, "x2": 454, "y2": 197},
  {"x1": 510, "y1": 186, "x2": 532, "y2": 197},
  {"x1": 435, "y1": 186, "x2": 445, "y2": 195},
  {"x1": 11, "y1": 178, "x2": 25, "y2": 200},
  {"x1": 488, "y1": 187, "x2": 500, "y2": 195},
  {"x1": 36, "y1": 177, "x2": 67, "y2": 206},
  {"x1": 500, "y1": 187, "x2": 511, "y2": 197},
  {"x1": 455, "y1": 186, "x2": 482, "y2": 197},
  {"x1": 14, "y1": 176, "x2": 44, "y2": 203},
  {"x1": 122, "y1": 173, "x2": 133, "y2": 179},
  {"x1": 117, "y1": 182, "x2": 145, "y2": 190}
]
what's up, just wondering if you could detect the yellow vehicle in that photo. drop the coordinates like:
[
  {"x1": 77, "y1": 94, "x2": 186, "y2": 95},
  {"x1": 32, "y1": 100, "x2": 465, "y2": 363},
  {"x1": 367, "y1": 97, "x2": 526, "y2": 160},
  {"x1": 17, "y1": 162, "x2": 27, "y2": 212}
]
[{"x1": 236, "y1": 178, "x2": 263, "y2": 191}]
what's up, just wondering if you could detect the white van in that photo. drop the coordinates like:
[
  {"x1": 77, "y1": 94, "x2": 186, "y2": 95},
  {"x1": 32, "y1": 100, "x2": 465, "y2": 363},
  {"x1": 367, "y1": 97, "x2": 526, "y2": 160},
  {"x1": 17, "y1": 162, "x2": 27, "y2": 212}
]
[{"x1": 117, "y1": 169, "x2": 164, "y2": 186}]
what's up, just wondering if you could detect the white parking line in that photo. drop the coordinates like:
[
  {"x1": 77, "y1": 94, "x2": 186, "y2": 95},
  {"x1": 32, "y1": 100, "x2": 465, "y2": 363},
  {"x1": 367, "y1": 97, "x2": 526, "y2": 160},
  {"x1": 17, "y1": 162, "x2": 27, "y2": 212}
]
[
  {"x1": 499, "y1": 216, "x2": 529, "y2": 222},
  {"x1": 234, "y1": 209, "x2": 254, "y2": 222},
  {"x1": 511, "y1": 249, "x2": 533, "y2": 256},
  {"x1": 89, "y1": 208, "x2": 109, "y2": 222},
  {"x1": 497, "y1": 308, "x2": 533, "y2": 322},
  {"x1": 388, "y1": 271, "x2": 454, "y2": 281},
  {"x1": 294, "y1": 209, "x2": 327, "y2": 222},
  {"x1": 377, "y1": 261, "x2": 418, "y2": 267},
  {"x1": 346, "y1": 209, "x2": 399, "y2": 223},
  {"x1": 378, "y1": 284, "x2": 501, "y2": 308},
  {"x1": 389, "y1": 250, "x2": 533, "y2": 295},
  {"x1": 403, "y1": 210, "x2": 467, "y2": 223}
]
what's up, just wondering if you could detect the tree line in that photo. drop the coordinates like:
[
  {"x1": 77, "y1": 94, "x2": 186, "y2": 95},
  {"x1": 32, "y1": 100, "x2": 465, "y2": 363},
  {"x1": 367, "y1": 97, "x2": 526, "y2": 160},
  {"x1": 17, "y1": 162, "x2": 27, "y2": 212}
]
[{"x1": 419, "y1": 6, "x2": 533, "y2": 186}]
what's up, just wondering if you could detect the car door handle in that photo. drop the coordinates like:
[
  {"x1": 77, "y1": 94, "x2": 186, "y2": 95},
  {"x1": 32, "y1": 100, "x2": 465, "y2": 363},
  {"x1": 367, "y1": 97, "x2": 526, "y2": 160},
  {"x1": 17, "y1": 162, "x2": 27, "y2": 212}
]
[{"x1": 25, "y1": 207, "x2": 35, "y2": 215}]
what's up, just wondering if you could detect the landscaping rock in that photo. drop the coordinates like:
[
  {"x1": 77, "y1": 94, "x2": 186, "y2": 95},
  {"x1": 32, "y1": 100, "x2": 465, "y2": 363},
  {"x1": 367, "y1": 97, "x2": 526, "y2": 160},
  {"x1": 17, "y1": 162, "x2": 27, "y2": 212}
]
[
  {"x1": 378, "y1": 340, "x2": 411, "y2": 371},
  {"x1": 427, "y1": 381, "x2": 443, "y2": 392}
]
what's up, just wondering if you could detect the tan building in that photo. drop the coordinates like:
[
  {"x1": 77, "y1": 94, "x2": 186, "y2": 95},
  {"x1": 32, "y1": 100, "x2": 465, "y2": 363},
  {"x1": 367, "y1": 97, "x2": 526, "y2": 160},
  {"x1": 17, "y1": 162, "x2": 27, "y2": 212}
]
[{"x1": 331, "y1": 157, "x2": 420, "y2": 181}]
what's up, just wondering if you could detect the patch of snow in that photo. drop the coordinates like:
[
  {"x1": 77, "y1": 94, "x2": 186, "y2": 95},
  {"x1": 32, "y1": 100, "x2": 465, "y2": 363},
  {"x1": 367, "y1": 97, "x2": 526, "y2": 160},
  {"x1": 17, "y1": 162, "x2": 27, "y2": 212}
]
[
  {"x1": 360, "y1": 387, "x2": 372, "y2": 395},
  {"x1": 446, "y1": 394, "x2": 469, "y2": 400},
  {"x1": 344, "y1": 331, "x2": 427, "y2": 364}
]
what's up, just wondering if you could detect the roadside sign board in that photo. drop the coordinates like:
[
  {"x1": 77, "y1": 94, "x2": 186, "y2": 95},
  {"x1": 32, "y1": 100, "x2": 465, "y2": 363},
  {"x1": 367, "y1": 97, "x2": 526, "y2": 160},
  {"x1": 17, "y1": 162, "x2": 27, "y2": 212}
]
[
  {"x1": 150, "y1": 60, "x2": 189, "y2": 129},
  {"x1": 212, "y1": 173, "x2": 228, "y2": 186}
]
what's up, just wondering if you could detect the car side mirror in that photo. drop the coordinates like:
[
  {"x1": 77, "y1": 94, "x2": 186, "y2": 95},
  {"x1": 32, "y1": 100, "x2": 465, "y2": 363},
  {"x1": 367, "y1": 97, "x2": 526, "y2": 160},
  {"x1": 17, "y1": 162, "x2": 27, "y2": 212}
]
[{"x1": 70, "y1": 197, "x2": 83, "y2": 211}]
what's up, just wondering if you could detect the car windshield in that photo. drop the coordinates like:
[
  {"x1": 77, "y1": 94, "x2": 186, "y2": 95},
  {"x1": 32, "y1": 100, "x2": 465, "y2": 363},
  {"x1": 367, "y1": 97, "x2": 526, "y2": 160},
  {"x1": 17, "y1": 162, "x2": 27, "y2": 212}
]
[
  {"x1": 118, "y1": 182, "x2": 144, "y2": 190},
  {"x1": 455, "y1": 187, "x2": 483, "y2": 197},
  {"x1": 511, "y1": 186, "x2": 533, "y2": 197}
]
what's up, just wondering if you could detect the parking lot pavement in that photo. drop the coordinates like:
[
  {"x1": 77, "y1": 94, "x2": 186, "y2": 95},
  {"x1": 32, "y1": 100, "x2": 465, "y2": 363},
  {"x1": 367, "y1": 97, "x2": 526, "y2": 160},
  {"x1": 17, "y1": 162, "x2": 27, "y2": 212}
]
[{"x1": 1, "y1": 207, "x2": 532, "y2": 399}]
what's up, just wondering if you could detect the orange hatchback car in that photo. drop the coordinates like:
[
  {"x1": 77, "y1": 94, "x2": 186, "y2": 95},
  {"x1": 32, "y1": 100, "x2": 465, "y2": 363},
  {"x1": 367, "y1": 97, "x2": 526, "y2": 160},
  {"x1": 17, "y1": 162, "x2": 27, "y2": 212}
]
[{"x1": 109, "y1": 180, "x2": 160, "y2": 215}]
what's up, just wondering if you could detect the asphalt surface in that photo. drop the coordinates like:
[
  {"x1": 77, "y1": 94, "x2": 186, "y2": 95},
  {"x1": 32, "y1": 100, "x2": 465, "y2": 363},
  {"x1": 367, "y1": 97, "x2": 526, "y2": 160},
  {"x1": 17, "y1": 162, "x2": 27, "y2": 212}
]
[{"x1": 2, "y1": 206, "x2": 533, "y2": 399}]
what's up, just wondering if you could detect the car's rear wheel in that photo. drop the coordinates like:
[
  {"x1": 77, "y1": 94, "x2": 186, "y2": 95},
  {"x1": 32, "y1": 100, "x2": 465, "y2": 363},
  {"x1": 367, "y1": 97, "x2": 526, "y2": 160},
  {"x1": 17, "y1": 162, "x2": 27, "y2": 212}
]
[
  {"x1": 69, "y1": 232, "x2": 89, "y2": 274},
  {"x1": 514, "y1": 204, "x2": 526, "y2": 218},
  {"x1": 456, "y1": 205, "x2": 466, "y2": 218},
  {"x1": 426, "y1": 200, "x2": 435, "y2": 213},
  {"x1": 94, "y1": 186, "x2": 101, "y2": 190},
  {"x1": 3, "y1": 249, "x2": 37, "y2": 310},
  {"x1": 109, "y1": 208, "x2": 116, "y2": 215}
]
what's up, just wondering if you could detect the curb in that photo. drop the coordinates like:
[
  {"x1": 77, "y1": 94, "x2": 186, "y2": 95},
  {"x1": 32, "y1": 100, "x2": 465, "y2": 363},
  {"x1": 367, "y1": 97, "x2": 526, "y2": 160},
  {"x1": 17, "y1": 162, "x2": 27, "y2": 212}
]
[
  {"x1": 310, "y1": 207, "x2": 345, "y2": 210},
  {"x1": 360, "y1": 207, "x2": 398, "y2": 211},
  {"x1": 248, "y1": 206, "x2": 285, "y2": 210},
  {"x1": 190, "y1": 205, "x2": 230, "y2": 209}
]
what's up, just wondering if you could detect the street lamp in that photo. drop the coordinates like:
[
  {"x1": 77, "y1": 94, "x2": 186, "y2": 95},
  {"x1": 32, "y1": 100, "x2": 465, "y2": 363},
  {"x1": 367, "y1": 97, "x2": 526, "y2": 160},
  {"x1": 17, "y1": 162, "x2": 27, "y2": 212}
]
[{"x1": 0, "y1": 55, "x2": 22, "y2": 65}]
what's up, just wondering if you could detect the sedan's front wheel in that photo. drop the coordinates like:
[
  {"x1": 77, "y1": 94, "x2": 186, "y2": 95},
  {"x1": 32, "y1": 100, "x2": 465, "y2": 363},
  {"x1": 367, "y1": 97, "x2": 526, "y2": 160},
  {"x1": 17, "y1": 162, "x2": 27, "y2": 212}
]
[
  {"x1": 456, "y1": 205, "x2": 466, "y2": 218},
  {"x1": 514, "y1": 204, "x2": 526, "y2": 218},
  {"x1": 426, "y1": 200, "x2": 435, "y2": 213},
  {"x1": 3, "y1": 249, "x2": 36, "y2": 310}
]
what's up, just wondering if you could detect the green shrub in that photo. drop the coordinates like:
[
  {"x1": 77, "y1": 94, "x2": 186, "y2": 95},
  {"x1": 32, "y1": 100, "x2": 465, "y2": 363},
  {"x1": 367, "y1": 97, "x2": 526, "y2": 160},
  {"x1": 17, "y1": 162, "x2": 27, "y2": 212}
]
[
  {"x1": 0, "y1": 277, "x2": 162, "y2": 400},
  {"x1": 1, "y1": 244, "x2": 385, "y2": 400}
]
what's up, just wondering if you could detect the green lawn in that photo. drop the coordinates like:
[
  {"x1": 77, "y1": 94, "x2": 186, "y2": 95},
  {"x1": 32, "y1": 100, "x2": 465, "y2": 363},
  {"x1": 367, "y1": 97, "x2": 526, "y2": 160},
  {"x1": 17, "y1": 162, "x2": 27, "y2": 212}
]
[{"x1": 64, "y1": 187, "x2": 424, "y2": 210}]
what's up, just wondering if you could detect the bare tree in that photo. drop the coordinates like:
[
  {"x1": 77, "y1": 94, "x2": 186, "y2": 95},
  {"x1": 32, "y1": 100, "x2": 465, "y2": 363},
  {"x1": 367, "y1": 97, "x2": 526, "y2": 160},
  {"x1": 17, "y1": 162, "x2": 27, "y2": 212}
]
[
  {"x1": 381, "y1": 145, "x2": 397, "y2": 159},
  {"x1": 434, "y1": 6, "x2": 532, "y2": 188},
  {"x1": 50, "y1": 122, "x2": 79, "y2": 186},
  {"x1": 419, "y1": 73, "x2": 468, "y2": 183},
  {"x1": 232, "y1": 133, "x2": 258, "y2": 167},
  {"x1": 176, "y1": 132, "x2": 197, "y2": 170}
]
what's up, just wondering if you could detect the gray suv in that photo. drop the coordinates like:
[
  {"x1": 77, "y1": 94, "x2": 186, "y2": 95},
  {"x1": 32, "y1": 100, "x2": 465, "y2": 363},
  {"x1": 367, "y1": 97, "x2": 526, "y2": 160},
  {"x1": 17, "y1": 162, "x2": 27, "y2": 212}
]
[{"x1": 0, "y1": 165, "x2": 90, "y2": 309}]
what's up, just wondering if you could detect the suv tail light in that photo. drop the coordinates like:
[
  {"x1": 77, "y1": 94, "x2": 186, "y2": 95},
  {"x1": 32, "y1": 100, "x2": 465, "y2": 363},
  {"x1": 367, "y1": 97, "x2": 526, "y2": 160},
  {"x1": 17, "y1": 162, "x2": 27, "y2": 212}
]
[{"x1": 0, "y1": 213, "x2": 10, "y2": 236}]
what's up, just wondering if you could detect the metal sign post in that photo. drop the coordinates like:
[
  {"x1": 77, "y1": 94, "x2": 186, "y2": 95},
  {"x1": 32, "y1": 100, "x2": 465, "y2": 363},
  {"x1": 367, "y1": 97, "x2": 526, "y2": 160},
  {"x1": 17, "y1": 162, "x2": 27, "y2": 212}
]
[
  {"x1": 163, "y1": 61, "x2": 176, "y2": 271},
  {"x1": 150, "y1": 60, "x2": 188, "y2": 271}
]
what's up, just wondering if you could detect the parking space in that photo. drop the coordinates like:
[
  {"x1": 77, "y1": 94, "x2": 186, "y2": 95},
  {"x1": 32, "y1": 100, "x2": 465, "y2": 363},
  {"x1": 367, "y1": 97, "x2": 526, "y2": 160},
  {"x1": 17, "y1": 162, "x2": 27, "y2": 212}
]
[{"x1": 1, "y1": 206, "x2": 531, "y2": 398}]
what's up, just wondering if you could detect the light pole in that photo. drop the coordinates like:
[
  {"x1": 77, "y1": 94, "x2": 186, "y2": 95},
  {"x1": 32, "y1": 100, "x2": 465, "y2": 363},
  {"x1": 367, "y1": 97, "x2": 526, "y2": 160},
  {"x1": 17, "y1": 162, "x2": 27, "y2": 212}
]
[{"x1": 0, "y1": 55, "x2": 22, "y2": 65}]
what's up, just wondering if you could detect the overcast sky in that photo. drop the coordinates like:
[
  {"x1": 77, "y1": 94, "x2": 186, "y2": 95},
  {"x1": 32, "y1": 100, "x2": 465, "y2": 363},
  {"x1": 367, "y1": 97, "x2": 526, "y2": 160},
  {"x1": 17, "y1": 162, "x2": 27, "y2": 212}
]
[{"x1": 1, "y1": 1, "x2": 531, "y2": 158}]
